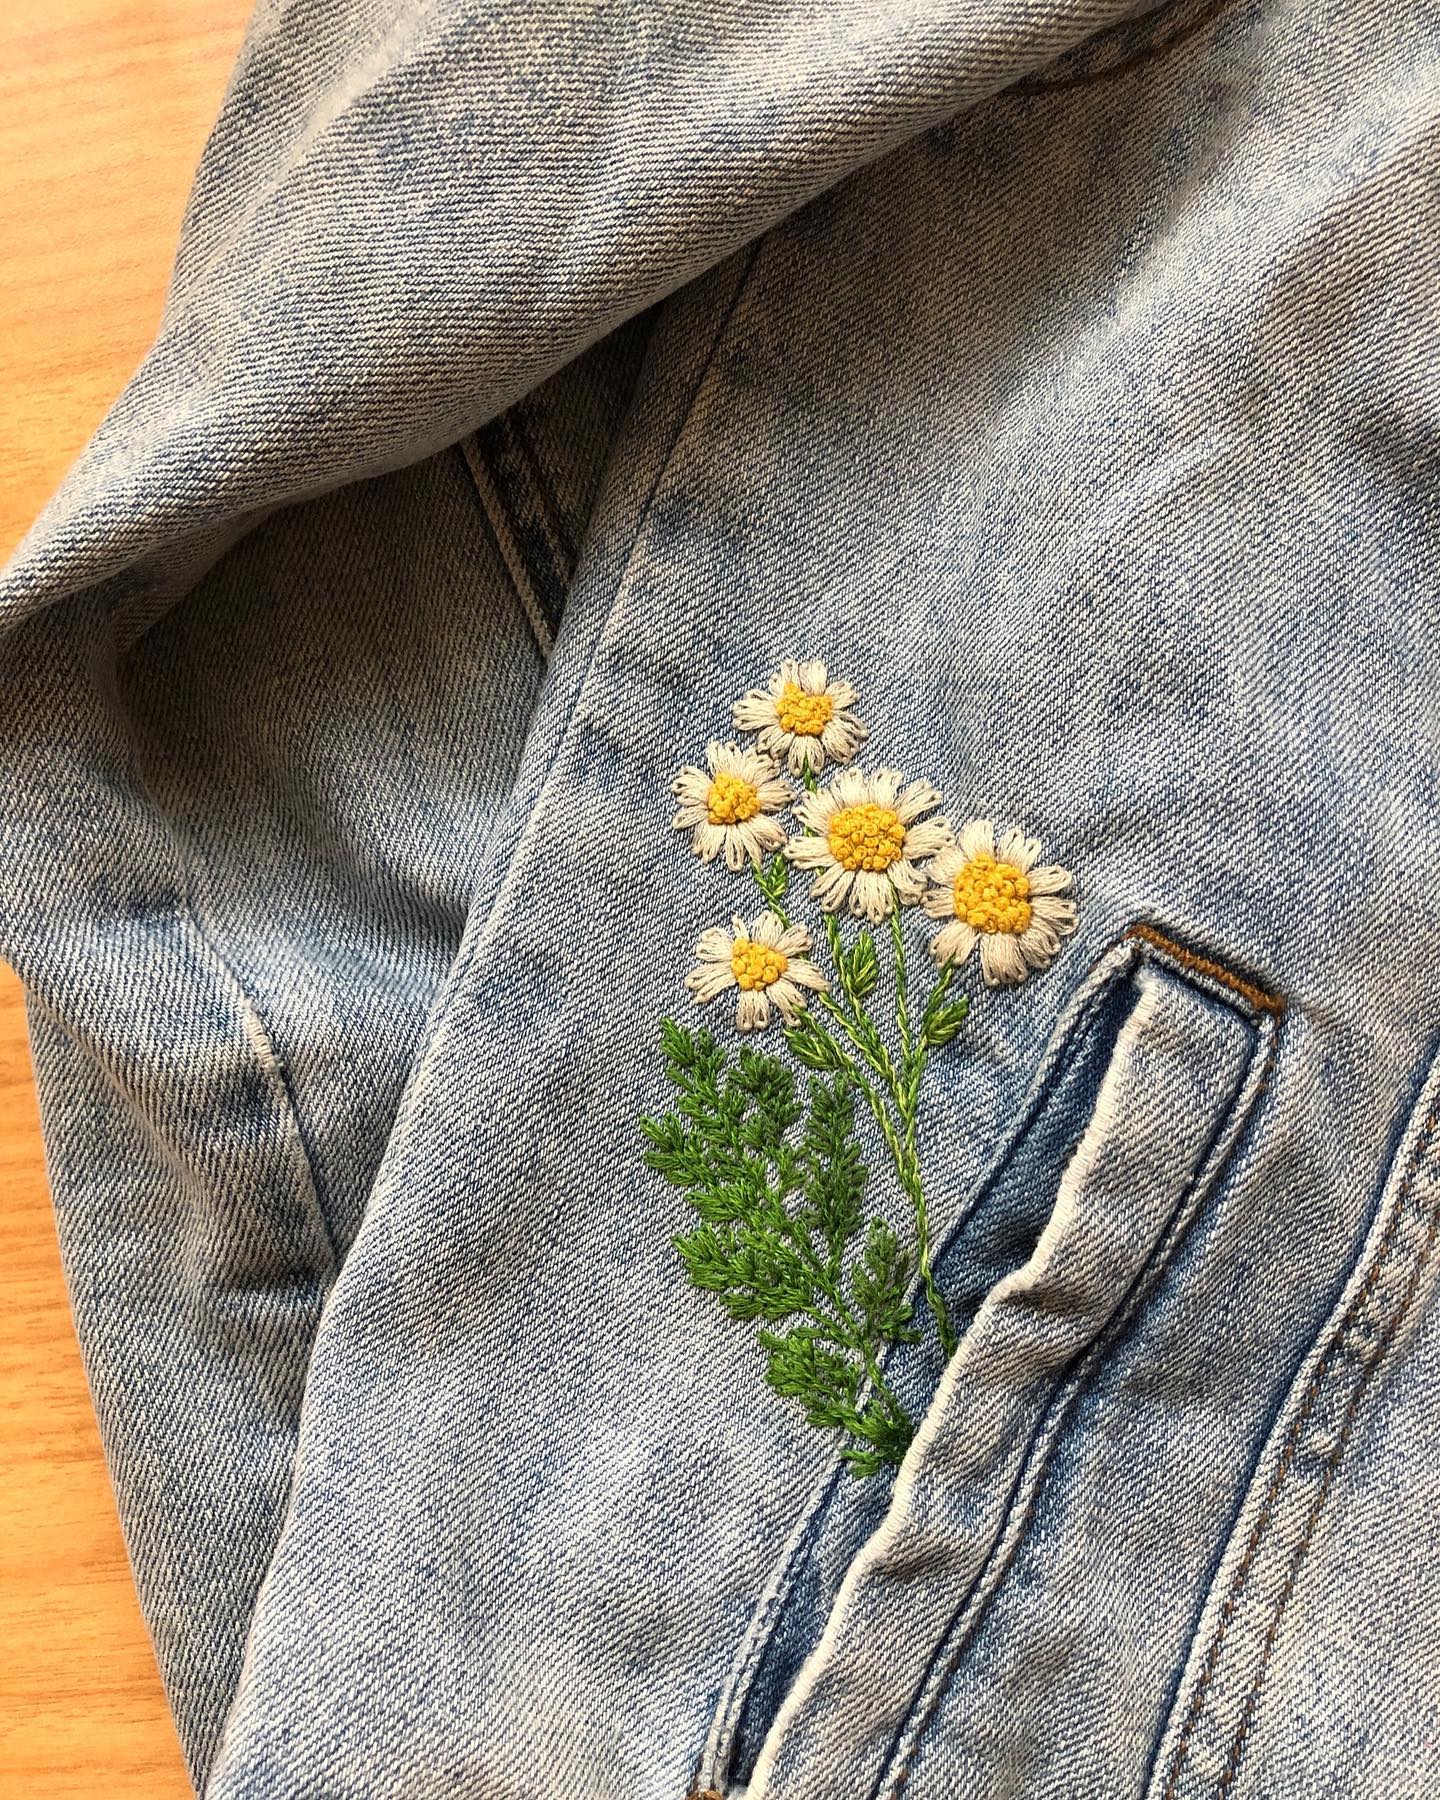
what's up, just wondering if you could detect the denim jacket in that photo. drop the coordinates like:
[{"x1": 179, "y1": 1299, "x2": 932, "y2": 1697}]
[{"x1": 3, "y1": 0, "x2": 1438, "y2": 1794}]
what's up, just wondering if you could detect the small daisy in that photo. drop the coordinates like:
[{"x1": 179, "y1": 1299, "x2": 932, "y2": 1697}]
[
  {"x1": 784, "y1": 766, "x2": 953, "y2": 923},
  {"x1": 670, "y1": 741, "x2": 793, "y2": 872},
  {"x1": 685, "y1": 911, "x2": 830, "y2": 1032},
  {"x1": 732, "y1": 658, "x2": 868, "y2": 776},
  {"x1": 924, "y1": 820, "x2": 1077, "y2": 987}
]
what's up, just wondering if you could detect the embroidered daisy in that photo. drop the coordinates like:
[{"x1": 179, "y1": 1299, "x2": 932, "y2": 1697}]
[
  {"x1": 784, "y1": 767, "x2": 953, "y2": 923},
  {"x1": 685, "y1": 911, "x2": 830, "y2": 1032},
  {"x1": 670, "y1": 741, "x2": 792, "y2": 872},
  {"x1": 924, "y1": 820, "x2": 1077, "y2": 987},
  {"x1": 732, "y1": 658, "x2": 868, "y2": 776}
]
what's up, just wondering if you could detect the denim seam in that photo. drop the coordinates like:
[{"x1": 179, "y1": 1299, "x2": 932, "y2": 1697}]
[
  {"x1": 876, "y1": 1003, "x2": 1280, "y2": 1799},
  {"x1": 174, "y1": 899, "x2": 341, "y2": 1281},
  {"x1": 95, "y1": 622, "x2": 341, "y2": 1280},
  {"x1": 361, "y1": 249, "x2": 767, "y2": 1163},
  {"x1": 698, "y1": 1457, "x2": 849, "y2": 1791},
  {"x1": 457, "y1": 432, "x2": 558, "y2": 659},
  {"x1": 508, "y1": 405, "x2": 578, "y2": 578},
  {"x1": 1156, "y1": 1084, "x2": 1440, "y2": 1799},
  {"x1": 1013, "y1": 0, "x2": 1238, "y2": 96}
]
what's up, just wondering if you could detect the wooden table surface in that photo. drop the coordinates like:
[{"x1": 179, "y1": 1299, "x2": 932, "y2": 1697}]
[{"x1": 0, "y1": 4, "x2": 250, "y2": 1792}]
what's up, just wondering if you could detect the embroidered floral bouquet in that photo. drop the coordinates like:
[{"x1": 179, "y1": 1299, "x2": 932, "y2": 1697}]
[{"x1": 641, "y1": 659, "x2": 1076, "y2": 1476}]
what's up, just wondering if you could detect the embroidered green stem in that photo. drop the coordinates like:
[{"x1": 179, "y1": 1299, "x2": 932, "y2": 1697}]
[{"x1": 751, "y1": 851, "x2": 962, "y2": 1361}]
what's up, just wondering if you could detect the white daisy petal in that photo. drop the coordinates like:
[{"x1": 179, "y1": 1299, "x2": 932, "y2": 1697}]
[
  {"x1": 769, "y1": 977, "x2": 806, "y2": 1019},
  {"x1": 785, "y1": 958, "x2": 829, "y2": 992},
  {"x1": 895, "y1": 779, "x2": 943, "y2": 824},
  {"x1": 686, "y1": 963, "x2": 736, "y2": 1002},
  {"x1": 927, "y1": 844, "x2": 965, "y2": 883},
  {"x1": 1027, "y1": 863, "x2": 1074, "y2": 897},
  {"x1": 784, "y1": 835, "x2": 833, "y2": 869},
  {"x1": 922, "y1": 885, "x2": 957, "y2": 919},
  {"x1": 814, "y1": 866, "x2": 854, "y2": 911},
  {"x1": 959, "y1": 818, "x2": 995, "y2": 859},
  {"x1": 1020, "y1": 925, "x2": 1061, "y2": 964},
  {"x1": 692, "y1": 823, "x2": 725, "y2": 862},
  {"x1": 736, "y1": 990, "x2": 771, "y2": 1032},
  {"x1": 734, "y1": 692, "x2": 776, "y2": 730},
  {"x1": 776, "y1": 923, "x2": 813, "y2": 957},
  {"x1": 868, "y1": 766, "x2": 904, "y2": 808},
  {"x1": 791, "y1": 790, "x2": 836, "y2": 832},
  {"x1": 750, "y1": 910, "x2": 786, "y2": 947},
  {"x1": 820, "y1": 717, "x2": 864, "y2": 759},
  {"x1": 799, "y1": 658, "x2": 827, "y2": 693},
  {"x1": 829, "y1": 680, "x2": 858, "y2": 708},
  {"x1": 1030, "y1": 894, "x2": 1078, "y2": 933},
  {"x1": 671, "y1": 766, "x2": 710, "y2": 803},
  {"x1": 795, "y1": 738, "x2": 827, "y2": 775},
  {"x1": 901, "y1": 818, "x2": 953, "y2": 861},
  {"x1": 695, "y1": 927, "x2": 734, "y2": 962},
  {"x1": 852, "y1": 871, "x2": 896, "y2": 922},
  {"x1": 832, "y1": 766, "x2": 869, "y2": 807},
  {"x1": 996, "y1": 826, "x2": 1043, "y2": 872},
  {"x1": 722, "y1": 830, "x2": 751, "y2": 872},
  {"x1": 889, "y1": 860, "x2": 926, "y2": 904},
  {"x1": 980, "y1": 932, "x2": 1030, "y2": 987},
  {"x1": 930, "y1": 919, "x2": 978, "y2": 966},
  {"x1": 1018, "y1": 926, "x2": 1064, "y2": 973}
]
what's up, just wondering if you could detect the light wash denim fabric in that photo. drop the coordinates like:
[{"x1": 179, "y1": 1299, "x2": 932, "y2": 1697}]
[{"x1": 3, "y1": 0, "x2": 1438, "y2": 1794}]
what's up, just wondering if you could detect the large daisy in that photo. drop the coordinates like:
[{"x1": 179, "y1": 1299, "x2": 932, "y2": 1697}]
[
  {"x1": 924, "y1": 820, "x2": 1077, "y2": 987},
  {"x1": 732, "y1": 658, "x2": 868, "y2": 776},
  {"x1": 685, "y1": 911, "x2": 829, "y2": 1032},
  {"x1": 670, "y1": 741, "x2": 792, "y2": 872},
  {"x1": 785, "y1": 767, "x2": 953, "y2": 923}
]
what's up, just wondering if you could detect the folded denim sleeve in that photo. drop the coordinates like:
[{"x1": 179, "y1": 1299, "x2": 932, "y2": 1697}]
[{"x1": 4, "y1": 0, "x2": 1440, "y2": 1795}]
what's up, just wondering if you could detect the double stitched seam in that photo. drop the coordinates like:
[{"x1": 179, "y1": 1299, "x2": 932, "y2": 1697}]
[
  {"x1": 703, "y1": 1461, "x2": 848, "y2": 1788},
  {"x1": 883, "y1": 1009, "x2": 1278, "y2": 1798},
  {"x1": 1126, "y1": 923, "x2": 1285, "y2": 1018},
  {"x1": 458, "y1": 432, "x2": 557, "y2": 659},
  {"x1": 382, "y1": 246, "x2": 768, "y2": 1141},
  {"x1": 1160, "y1": 1097, "x2": 1440, "y2": 1798},
  {"x1": 507, "y1": 407, "x2": 578, "y2": 582}
]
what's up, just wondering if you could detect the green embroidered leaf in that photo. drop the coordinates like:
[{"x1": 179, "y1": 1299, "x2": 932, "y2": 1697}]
[
  {"x1": 758, "y1": 1327, "x2": 862, "y2": 1430},
  {"x1": 784, "y1": 1016, "x2": 846, "y2": 1072},
  {"x1": 840, "y1": 1396, "x2": 914, "y2": 1475},
  {"x1": 648, "y1": 1020, "x2": 917, "y2": 1476},
  {"x1": 797, "y1": 1078, "x2": 866, "y2": 1267},
  {"x1": 851, "y1": 1219, "x2": 919, "y2": 1343},
  {"x1": 753, "y1": 852, "x2": 790, "y2": 904},
  {"x1": 846, "y1": 931, "x2": 880, "y2": 1000},
  {"x1": 922, "y1": 998, "x2": 970, "y2": 1047}
]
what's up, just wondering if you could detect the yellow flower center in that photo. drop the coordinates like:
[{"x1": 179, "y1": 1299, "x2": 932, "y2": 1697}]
[
  {"x1": 706, "y1": 770, "x2": 762, "y2": 825},
  {"x1": 827, "y1": 802, "x2": 906, "y2": 873},
  {"x1": 952, "y1": 854, "x2": 1032, "y2": 936},
  {"x1": 776, "y1": 681, "x2": 836, "y2": 738},
  {"x1": 731, "y1": 940, "x2": 788, "y2": 991}
]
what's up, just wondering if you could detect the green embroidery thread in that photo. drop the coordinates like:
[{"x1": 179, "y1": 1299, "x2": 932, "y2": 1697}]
[{"x1": 647, "y1": 657, "x2": 1078, "y2": 1475}]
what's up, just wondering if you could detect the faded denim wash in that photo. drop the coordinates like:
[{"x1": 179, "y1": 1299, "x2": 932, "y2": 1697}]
[{"x1": 2, "y1": 0, "x2": 1438, "y2": 1794}]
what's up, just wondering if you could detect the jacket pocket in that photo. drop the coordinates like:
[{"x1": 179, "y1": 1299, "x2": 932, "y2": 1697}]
[
  {"x1": 706, "y1": 924, "x2": 1281, "y2": 1800},
  {"x1": 1147, "y1": 1036, "x2": 1440, "y2": 1800}
]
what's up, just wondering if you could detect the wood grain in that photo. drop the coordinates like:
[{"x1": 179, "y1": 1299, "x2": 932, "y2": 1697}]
[{"x1": 0, "y1": 3, "x2": 250, "y2": 1792}]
